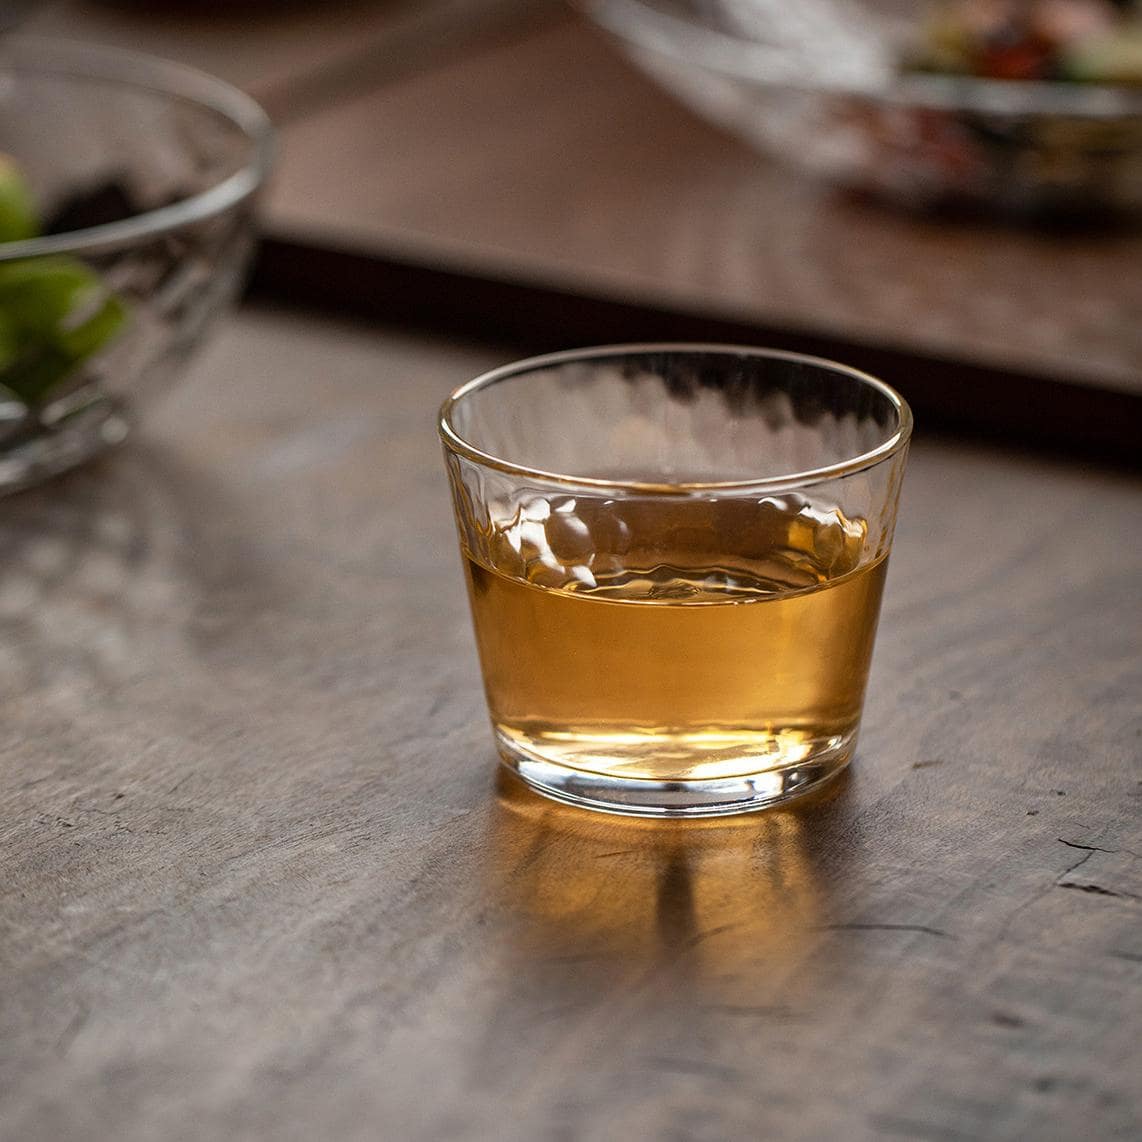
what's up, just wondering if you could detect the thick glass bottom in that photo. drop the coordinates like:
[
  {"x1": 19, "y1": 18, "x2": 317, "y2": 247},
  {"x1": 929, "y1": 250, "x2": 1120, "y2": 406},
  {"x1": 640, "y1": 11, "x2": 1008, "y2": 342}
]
[
  {"x1": 495, "y1": 725, "x2": 855, "y2": 818},
  {"x1": 0, "y1": 394, "x2": 128, "y2": 495}
]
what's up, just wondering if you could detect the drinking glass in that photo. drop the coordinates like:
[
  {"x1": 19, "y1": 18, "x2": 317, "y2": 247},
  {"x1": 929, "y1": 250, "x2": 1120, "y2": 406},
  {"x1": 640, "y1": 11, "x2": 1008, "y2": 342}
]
[{"x1": 440, "y1": 345, "x2": 911, "y2": 817}]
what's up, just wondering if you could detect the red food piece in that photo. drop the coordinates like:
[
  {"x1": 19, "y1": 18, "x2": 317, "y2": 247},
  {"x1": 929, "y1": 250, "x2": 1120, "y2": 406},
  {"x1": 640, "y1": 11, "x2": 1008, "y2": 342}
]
[{"x1": 978, "y1": 38, "x2": 1056, "y2": 77}]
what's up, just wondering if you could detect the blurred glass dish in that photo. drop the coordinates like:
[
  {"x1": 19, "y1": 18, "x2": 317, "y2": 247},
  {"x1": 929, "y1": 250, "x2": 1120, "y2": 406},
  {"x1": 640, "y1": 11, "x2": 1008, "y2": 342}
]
[
  {"x1": 0, "y1": 39, "x2": 272, "y2": 493},
  {"x1": 582, "y1": 0, "x2": 1142, "y2": 218}
]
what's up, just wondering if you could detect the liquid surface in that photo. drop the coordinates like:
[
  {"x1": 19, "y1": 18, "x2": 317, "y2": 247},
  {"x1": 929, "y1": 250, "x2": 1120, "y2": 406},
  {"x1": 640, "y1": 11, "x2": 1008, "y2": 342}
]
[{"x1": 464, "y1": 496, "x2": 887, "y2": 783}]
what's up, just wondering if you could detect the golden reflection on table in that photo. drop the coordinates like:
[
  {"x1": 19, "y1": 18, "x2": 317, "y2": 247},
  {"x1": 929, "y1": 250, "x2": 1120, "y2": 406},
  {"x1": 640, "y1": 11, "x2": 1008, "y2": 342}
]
[{"x1": 484, "y1": 770, "x2": 851, "y2": 1011}]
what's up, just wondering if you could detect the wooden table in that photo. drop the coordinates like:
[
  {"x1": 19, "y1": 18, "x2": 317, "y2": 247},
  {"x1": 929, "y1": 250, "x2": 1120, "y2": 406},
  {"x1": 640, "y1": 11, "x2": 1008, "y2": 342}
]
[{"x1": 2, "y1": 306, "x2": 1139, "y2": 1141}]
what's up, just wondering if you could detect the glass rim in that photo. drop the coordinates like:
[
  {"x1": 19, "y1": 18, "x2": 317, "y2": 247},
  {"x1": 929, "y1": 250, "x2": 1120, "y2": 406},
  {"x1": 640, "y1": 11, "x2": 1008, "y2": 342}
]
[
  {"x1": 439, "y1": 343, "x2": 913, "y2": 495},
  {"x1": 0, "y1": 38, "x2": 274, "y2": 261}
]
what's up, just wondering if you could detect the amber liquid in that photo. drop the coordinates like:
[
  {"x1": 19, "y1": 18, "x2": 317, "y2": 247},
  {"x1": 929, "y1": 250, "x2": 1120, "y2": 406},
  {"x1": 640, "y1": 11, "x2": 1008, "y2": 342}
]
[{"x1": 463, "y1": 496, "x2": 887, "y2": 783}]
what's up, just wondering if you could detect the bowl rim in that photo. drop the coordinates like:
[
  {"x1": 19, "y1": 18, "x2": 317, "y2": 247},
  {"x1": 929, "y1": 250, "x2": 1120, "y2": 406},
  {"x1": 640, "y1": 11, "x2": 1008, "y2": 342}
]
[
  {"x1": 0, "y1": 37, "x2": 274, "y2": 261},
  {"x1": 439, "y1": 343, "x2": 913, "y2": 495},
  {"x1": 582, "y1": 0, "x2": 1142, "y2": 116}
]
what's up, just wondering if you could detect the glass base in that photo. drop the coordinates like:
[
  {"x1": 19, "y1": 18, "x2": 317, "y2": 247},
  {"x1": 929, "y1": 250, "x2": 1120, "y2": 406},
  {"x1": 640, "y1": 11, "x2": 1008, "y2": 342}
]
[
  {"x1": 0, "y1": 395, "x2": 129, "y2": 495},
  {"x1": 496, "y1": 728, "x2": 854, "y2": 818}
]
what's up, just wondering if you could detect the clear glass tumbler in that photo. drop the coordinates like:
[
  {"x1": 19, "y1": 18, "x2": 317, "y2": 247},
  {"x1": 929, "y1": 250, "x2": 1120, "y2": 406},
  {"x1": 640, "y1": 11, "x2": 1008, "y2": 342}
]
[{"x1": 440, "y1": 345, "x2": 911, "y2": 817}]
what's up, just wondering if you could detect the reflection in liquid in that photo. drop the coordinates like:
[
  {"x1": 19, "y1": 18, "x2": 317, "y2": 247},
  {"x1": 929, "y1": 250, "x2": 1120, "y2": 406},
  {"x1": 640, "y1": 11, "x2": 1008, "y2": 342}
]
[{"x1": 485, "y1": 768, "x2": 850, "y2": 1009}]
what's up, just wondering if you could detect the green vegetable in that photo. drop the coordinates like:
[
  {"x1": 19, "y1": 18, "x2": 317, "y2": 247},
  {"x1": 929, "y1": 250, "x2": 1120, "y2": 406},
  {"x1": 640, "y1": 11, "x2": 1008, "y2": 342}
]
[
  {"x1": 0, "y1": 258, "x2": 127, "y2": 404},
  {"x1": 0, "y1": 155, "x2": 128, "y2": 407},
  {"x1": 0, "y1": 153, "x2": 38, "y2": 243},
  {"x1": 1063, "y1": 25, "x2": 1142, "y2": 85}
]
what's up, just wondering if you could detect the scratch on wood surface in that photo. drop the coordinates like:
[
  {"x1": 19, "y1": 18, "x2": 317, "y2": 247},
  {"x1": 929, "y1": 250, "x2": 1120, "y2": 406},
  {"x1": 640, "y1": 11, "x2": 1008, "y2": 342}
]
[
  {"x1": 1058, "y1": 838, "x2": 1141, "y2": 858},
  {"x1": 820, "y1": 923, "x2": 953, "y2": 939},
  {"x1": 54, "y1": 1006, "x2": 88, "y2": 1057},
  {"x1": 221, "y1": 824, "x2": 346, "y2": 866},
  {"x1": 990, "y1": 1011, "x2": 1026, "y2": 1029},
  {"x1": 1058, "y1": 850, "x2": 1094, "y2": 879},
  {"x1": 644, "y1": 1056, "x2": 740, "y2": 1082},
  {"x1": 683, "y1": 923, "x2": 742, "y2": 949},
  {"x1": 1051, "y1": 840, "x2": 1142, "y2": 901},
  {"x1": 1058, "y1": 883, "x2": 1141, "y2": 901},
  {"x1": 504, "y1": 827, "x2": 550, "y2": 879},
  {"x1": 707, "y1": 1003, "x2": 794, "y2": 1019},
  {"x1": 994, "y1": 845, "x2": 1100, "y2": 944}
]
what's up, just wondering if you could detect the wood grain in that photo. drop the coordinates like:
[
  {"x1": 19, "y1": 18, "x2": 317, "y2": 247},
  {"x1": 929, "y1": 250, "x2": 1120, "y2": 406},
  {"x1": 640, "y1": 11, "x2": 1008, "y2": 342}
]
[
  {"x1": 1, "y1": 307, "x2": 1140, "y2": 1141},
  {"x1": 268, "y1": 16, "x2": 1142, "y2": 393}
]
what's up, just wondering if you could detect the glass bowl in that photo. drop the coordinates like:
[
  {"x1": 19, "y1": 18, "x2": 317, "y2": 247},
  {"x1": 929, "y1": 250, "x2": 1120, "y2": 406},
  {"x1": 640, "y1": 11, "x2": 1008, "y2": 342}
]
[
  {"x1": 582, "y1": 0, "x2": 1142, "y2": 218},
  {"x1": 0, "y1": 39, "x2": 272, "y2": 493}
]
